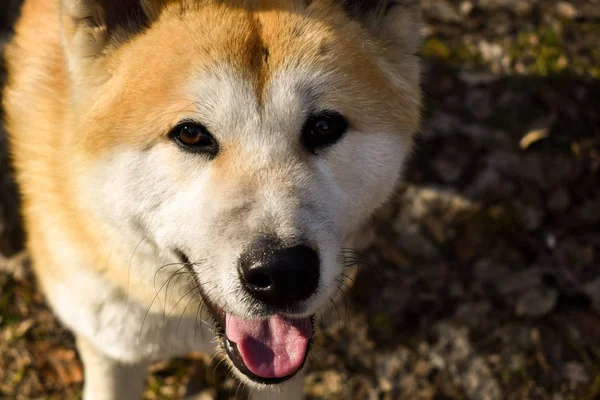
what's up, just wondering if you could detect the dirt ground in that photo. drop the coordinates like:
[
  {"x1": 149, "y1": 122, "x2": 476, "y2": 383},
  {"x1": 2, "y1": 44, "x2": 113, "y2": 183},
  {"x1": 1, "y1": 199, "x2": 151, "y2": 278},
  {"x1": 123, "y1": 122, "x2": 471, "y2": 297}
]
[{"x1": 1, "y1": 1, "x2": 599, "y2": 399}]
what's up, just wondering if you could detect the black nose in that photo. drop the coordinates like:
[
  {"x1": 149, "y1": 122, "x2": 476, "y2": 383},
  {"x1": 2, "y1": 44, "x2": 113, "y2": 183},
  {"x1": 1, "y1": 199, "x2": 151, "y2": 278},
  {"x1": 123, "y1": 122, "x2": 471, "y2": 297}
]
[{"x1": 238, "y1": 243, "x2": 320, "y2": 308}]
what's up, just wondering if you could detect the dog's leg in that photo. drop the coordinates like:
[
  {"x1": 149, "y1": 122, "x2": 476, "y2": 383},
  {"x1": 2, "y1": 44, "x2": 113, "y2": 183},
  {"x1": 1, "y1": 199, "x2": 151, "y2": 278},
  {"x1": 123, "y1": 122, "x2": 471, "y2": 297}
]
[
  {"x1": 251, "y1": 374, "x2": 305, "y2": 400},
  {"x1": 77, "y1": 336, "x2": 148, "y2": 400}
]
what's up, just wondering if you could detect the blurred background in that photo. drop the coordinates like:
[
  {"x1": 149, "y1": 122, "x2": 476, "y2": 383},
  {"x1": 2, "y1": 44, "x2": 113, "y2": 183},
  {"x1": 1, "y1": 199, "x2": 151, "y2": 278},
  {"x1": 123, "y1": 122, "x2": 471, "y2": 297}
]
[{"x1": 1, "y1": 1, "x2": 599, "y2": 399}]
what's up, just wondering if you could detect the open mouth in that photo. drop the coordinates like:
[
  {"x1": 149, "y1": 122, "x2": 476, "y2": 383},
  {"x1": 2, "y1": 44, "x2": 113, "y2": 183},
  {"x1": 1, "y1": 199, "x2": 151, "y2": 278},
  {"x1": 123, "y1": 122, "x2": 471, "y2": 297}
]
[
  {"x1": 221, "y1": 314, "x2": 314, "y2": 384},
  {"x1": 178, "y1": 250, "x2": 314, "y2": 383},
  {"x1": 209, "y1": 309, "x2": 313, "y2": 384}
]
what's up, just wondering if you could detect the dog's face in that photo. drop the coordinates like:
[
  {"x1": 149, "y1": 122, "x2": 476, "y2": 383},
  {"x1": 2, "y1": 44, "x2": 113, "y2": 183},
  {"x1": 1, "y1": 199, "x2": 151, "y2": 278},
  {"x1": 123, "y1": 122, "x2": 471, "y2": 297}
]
[{"x1": 62, "y1": 0, "x2": 420, "y2": 385}]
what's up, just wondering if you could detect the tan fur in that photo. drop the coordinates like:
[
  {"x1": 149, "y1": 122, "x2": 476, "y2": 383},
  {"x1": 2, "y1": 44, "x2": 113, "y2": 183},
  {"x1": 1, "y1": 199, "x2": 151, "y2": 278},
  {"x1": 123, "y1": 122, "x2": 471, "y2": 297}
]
[
  {"x1": 5, "y1": 0, "x2": 419, "y2": 293},
  {"x1": 4, "y1": 0, "x2": 420, "y2": 397}
]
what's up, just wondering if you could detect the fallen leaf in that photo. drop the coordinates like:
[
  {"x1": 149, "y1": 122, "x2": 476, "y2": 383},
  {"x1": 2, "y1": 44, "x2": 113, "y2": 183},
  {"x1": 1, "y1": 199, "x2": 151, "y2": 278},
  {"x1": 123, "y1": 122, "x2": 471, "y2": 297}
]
[
  {"x1": 520, "y1": 129, "x2": 549, "y2": 150},
  {"x1": 44, "y1": 348, "x2": 83, "y2": 386}
]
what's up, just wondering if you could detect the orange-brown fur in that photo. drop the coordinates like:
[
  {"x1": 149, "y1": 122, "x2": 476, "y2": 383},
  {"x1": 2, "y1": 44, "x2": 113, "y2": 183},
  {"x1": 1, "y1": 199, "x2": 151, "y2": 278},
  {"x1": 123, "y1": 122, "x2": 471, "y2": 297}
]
[
  {"x1": 5, "y1": 0, "x2": 419, "y2": 295},
  {"x1": 4, "y1": 0, "x2": 420, "y2": 397}
]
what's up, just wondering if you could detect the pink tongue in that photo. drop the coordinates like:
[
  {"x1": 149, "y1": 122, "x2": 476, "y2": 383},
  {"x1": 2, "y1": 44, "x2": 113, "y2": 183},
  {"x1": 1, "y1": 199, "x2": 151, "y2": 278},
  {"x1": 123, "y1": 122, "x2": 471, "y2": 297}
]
[{"x1": 225, "y1": 314, "x2": 312, "y2": 379}]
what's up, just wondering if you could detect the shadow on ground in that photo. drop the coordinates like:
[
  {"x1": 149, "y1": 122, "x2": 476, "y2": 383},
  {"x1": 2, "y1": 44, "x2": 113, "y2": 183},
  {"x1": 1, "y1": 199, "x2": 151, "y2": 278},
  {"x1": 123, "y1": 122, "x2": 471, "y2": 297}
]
[{"x1": 1, "y1": 1, "x2": 599, "y2": 399}]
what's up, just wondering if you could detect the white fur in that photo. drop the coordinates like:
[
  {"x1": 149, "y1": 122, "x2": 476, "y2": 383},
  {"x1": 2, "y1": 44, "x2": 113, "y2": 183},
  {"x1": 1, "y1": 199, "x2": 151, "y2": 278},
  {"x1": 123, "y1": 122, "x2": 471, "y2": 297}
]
[{"x1": 42, "y1": 46, "x2": 413, "y2": 400}]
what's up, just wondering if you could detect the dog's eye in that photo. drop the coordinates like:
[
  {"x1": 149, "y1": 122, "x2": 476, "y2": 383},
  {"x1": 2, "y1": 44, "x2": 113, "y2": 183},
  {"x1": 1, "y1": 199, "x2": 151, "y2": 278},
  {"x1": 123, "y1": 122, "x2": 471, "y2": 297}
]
[
  {"x1": 170, "y1": 123, "x2": 218, "y2": 156},
  {"x1": 302, "y1": 112, "x2": 348, "y2": 154}
]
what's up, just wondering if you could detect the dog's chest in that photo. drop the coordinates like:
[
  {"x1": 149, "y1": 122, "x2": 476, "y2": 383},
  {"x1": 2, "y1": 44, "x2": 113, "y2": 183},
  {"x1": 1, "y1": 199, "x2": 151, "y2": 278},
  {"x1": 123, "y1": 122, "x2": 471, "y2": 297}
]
[{"x1": 46, "y1": 267, "x2": 216, "y2": 363}]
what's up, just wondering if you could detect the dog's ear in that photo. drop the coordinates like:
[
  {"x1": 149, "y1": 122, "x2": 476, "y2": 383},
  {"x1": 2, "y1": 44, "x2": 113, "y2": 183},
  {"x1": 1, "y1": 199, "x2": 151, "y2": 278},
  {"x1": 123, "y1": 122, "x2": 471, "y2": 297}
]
[
  {"x1": 342, "y1": 0, "x2": 421, "y2": 55},
  {"x1": 60, "y1": 0, "x2": 163, "y2": 82}
]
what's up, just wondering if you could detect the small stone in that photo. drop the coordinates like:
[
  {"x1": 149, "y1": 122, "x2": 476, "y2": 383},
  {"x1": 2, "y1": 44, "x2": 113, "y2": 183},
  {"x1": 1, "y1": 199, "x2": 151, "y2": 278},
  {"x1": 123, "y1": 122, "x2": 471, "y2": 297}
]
[
  {"x1": 515, "y1": 203, "x2": 545, "y2": 231},
  {"x1": 556, "y1": 2, "x2": 578, "y2": 19},
  {"x1": 464, "y1": 358, "x2": 502, "y2": 400},
  {"x1": 429, "y1": 353, "x2": 446, "y2": 369},
  {"x1": 380, "y1": 246, "x2": 410, "y2": 267},
  {"x1": 563, "y1": 362, "x2": 590, "y2": 386},
  {"x1": 577, "y1": 194, "x2": 600, "y2": 223},
  {"x1": 521, "y1": 146, "x2": 574, "y2": 188},
  {"x1": 450, "y1": 282, "x2": 465, "y2": 298},
  {"x1": 513, "y1": 186, "x2": 545, "y2": 231},
  {"x1": 375, "y1": 351, "x2": 406, "y2": 377},
  {"x1": 466, "y1": 167, "x2": 516, "y2": 202},
  {"x1": 545, "y1": 233, "x2": 557, "y2": 250},
  {"x1": 515, "y1": 287, "x2": 559, "y2": 317},
  {"x1": 583, "y1": 278, "x2": 600, "y2": 312},
  {"x1": 349, "y1": 224, "x2": 377, "y2": 252},
  {"x1": 459, "y1": 70, "x2": 502, "y2": 86},
  {"x1": 460, "y1": 1, "x2": 474, "y2": 16},
  {"x1": 547, "y1": 187, "x2": 570, "y2": 213},
  {"x1": 430, "y1": 135, "x2": 476, "y2": 184},
  {"x1": 474, "y1": 260, "x2": 511, "y2": 284},
  {"x1": 455, "y1": 302, "x2": 492, "y2": 327},
  {"x1": 379, "y1": 377, "x2": 393, "y2": 393},
  {"x1": 508, "y1": 354, "x2": 526, "y2": 373},
  {"x1": 431, "y1": 154, "x2": 465, "y2": 183},
  {"x1": 400, "y1": 375, "x2": 418, "y2": 395},
  {"x1": 495, "y1": 268, "x2": 543, "y2": 295},
  {"x1": 580, "y1": 3, "x2": 600, "y2": 19},
  {"x1": 515, "y1": 0, "x2": 532, "y2": 16},
  {"x1": 501, "y1": 54, "x2": 512, "y2": 70},
  {"x1": 305, "y1": 370, "x2": 343, "y2": 397},
  {"x1": 476, "y1": 0, "x2": 513, "y2": 10},
  {"x1": 414, "y1": 359, "x2": 432, "y2": 377},
  {"x1": 515, "y1": 61, "x2": 527, "y2": 74},
  {"x1": 520, "y1": 154, "x2": 548, "y2": 188},
  {"x1": 0, "y1": 251, "x2": 29, "y2": 281},
  {"x1": 429, "y1": 0, "x2": 461, "y2": 23},
  {"x1": 184, "y1": 389, "x2": 217, "y2": 400},
  {"x1": 478, "y1": 41, "x2": 504, "y2": 63},
  {"x1": 465, "y1": 90, "x2": 492, "y2": 120},
  {"x1": 491, "y1": 14, "x2": 511, "y2": 35}
]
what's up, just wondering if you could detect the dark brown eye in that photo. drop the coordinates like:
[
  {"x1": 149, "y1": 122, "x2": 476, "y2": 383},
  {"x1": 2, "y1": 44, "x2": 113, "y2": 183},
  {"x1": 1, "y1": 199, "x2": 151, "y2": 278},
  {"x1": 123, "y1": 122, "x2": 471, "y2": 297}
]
[
  {"x1": 302, "y1": 111, "x2": 348, "y2": 154},
  {"x1": 170, "y1": 123, "x2": 218, "y2": 157}
]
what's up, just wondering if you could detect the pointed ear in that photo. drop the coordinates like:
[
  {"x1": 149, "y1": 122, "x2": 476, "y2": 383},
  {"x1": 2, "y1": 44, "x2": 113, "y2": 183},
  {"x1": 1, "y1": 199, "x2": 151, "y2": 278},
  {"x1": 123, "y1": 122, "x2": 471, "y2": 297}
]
[
  {"x1": 60, "y1": 0, "x2": 161, "y2": 79},
  {"x1": 343, "y1": 0, "x2": 421, "y2": 55}
]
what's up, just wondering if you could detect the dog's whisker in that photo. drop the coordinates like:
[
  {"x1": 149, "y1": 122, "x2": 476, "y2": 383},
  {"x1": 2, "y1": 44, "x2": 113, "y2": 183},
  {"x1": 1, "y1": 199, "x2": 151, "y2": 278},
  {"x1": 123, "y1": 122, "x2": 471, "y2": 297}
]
[
  {"x1": 333, "y1": 275, "x2": 354, "y2": 329},
  {"x1": 163, "y1": 269, "x2": 195, "y2": 321},
  {"x1": 139, "y1": 265, "x2": 190, "y2": 339},
  {"x1": 175, "y1": 288, "x2": 201, "y2": 337},
  {"x1": 329, "y1": 296, "x2": 341, "y2": 327},
  {"x1": 210, "y1": 355, "x2": 227, "y2": 384},
  {"x1": 234, "y1": 371, "x2": 245, "y2": 399},
  {"x1": 339, "y1": 275, "x2": 356, "y2": 292},
  {"x1": 194, "y1": 298, "x2": 204, "y2": 343},
  {"x1": 153, "y1": 264, "x2": 188, "y2": 295},
  {"x1": 166, "y1": 285, "x2": 198, "y2": 320},
  {"x1": 160, "y1": 271, "x2": 192, "y2": 321},
  {"x1": 343, "y1": 251, "x2": 386, "y2": 284},
  {"x1": 191, "y1": 284, "x2": 222, "y2": 342}
]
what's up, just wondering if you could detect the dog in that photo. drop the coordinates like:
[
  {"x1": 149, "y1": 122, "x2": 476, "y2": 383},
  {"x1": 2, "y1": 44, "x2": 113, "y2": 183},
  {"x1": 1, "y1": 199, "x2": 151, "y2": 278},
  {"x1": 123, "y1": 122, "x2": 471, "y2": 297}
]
[{"x1": 3, "y1": 0, "x2": 421, "y2": 398}]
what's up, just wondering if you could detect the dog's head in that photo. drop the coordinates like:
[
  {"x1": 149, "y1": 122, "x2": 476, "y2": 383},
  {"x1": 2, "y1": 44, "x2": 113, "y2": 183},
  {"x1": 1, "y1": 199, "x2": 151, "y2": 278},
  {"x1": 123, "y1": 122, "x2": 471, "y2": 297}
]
[{"x1": 61, "y1": 0, "x2": 421, "y2": 385}]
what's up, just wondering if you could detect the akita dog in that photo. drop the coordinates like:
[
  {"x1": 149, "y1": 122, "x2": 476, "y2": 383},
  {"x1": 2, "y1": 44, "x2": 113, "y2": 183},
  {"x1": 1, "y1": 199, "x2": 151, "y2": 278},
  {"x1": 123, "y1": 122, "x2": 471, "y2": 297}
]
[{"x1": 3, "y1": 0, "x2": 421, "y2": 398}]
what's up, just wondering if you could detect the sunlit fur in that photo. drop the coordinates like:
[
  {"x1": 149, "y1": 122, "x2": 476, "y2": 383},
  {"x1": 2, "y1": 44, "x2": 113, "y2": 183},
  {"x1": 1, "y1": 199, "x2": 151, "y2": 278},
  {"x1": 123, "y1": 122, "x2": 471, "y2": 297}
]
[{"x1": 4, "y1": 0, "x2": 421, "y2": 398}]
